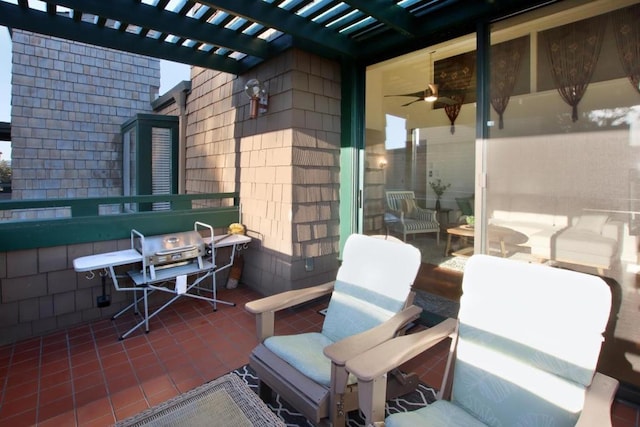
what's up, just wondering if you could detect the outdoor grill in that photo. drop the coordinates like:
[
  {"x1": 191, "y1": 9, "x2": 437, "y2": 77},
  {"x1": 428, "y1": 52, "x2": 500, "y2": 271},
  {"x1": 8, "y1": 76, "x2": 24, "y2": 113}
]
[
  {"x1": 73, "y1": 220, "x2": 249, "y2": 339},
  {"x1": 134, "y1": 229, "x2": 207, "y2": 273}
]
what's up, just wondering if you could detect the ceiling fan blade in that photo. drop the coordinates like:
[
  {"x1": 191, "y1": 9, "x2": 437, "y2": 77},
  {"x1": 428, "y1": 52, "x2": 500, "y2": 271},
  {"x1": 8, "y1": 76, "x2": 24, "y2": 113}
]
[
  {"x1": 401, "y1": 99, "x2": 423, "y2": 107},
  {"x1": 435, "y1": 97, "x2": 458, "y2": 105},
  {"x1": 385, "y1": 91, "x2": 425, "y2": 98}
]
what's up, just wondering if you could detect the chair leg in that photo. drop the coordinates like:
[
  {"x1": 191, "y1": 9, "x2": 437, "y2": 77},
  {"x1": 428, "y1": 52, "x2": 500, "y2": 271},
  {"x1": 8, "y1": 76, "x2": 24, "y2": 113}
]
[{"x1": 359, "y1": 377, "x2": 388, "y2": 426}]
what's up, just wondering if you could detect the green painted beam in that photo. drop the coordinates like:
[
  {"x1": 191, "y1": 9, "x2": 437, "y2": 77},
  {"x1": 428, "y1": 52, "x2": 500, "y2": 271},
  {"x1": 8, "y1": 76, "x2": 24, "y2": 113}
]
[
  {"x1": 198, "y1": 0, "x2": 356, "y2": 57},
  {"x1": 0, "y1": 2, "x2": 247, "y2": 74},
  {"x1": 343, "y1": 0, "x2": 419, "y2": 37},
  {"x1": 355, "y1": 0, "x2": 559, "y2": 61},
  {"x1": 46, "y1": 0, "x2": 273, "y2": 59}
]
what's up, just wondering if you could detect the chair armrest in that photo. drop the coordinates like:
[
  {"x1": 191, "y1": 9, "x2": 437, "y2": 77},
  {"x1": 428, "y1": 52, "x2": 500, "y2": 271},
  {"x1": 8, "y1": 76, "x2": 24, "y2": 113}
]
[
  {"x1": 575, "y1": 372, "x2": 619, "y2": 427},
  {"x1": 245, "y1": 281, "x2": 334, "y2": 341},
  {"x1": 245, "y1": 281, "x2": 335, "y2": 314},
  {"x1": 387, "y1": 209, "x2": 405, "y2": 223},
  {"x1": 346, "y1": 318, "x2": 457, "y2": 381},
  {"x1": 412, "y1": 207, "x2": 438, "y2": 222},
  {"x1": 323, "y1": 305, "x2": 422, "y2": 366}
]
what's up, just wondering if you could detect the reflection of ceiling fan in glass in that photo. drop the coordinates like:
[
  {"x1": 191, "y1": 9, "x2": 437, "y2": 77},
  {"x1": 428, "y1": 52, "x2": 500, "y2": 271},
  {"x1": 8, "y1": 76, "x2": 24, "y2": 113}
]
[
  {"x1": 385, "y1": 84, "x2": 457, "y2": 106},
  {"x1": 385, "y1": 50, "x2": 460, "y2": 107}
]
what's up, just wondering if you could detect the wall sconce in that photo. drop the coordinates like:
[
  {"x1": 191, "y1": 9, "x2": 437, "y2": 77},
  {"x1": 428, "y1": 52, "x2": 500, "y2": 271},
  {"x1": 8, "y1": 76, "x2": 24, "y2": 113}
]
[
  {"x1": 379, "y1": 158, "x2": 388, "y2": 169},
  {"x1": 244, "y1": 78, "x2": 269, "y2": 119}
]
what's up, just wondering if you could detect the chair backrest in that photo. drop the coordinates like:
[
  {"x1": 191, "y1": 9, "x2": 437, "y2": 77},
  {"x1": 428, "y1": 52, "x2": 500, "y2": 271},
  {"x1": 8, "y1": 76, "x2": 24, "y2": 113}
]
[
  {"x1": 385, "y1": 191, "x2": 417, "y2": 212},
  {"x1": 321, "y1": 234, "x2": 421, "y2": 343},
  {"x1": 452, "y1": 255, "x2": 612, "y2": 426}
]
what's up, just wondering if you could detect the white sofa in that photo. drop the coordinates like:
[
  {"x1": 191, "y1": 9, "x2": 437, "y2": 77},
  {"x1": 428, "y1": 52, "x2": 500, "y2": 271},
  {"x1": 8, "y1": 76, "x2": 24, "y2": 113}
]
[
  {"x1": 487, "y1": 194, "x2": 621, "y2": 274},
  {"x1": 555, "y1": 214, "x2": 620, "y2": 274},
  {"x1": 489, "y1": 194, "x2": 567, "y2": 258}
]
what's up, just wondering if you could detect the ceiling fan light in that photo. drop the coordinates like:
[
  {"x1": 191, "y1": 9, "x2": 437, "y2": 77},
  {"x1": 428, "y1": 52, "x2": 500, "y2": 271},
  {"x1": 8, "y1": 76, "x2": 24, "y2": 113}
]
[{"x1": 424, "y1": 83, "x2": 438, "y2": 102}]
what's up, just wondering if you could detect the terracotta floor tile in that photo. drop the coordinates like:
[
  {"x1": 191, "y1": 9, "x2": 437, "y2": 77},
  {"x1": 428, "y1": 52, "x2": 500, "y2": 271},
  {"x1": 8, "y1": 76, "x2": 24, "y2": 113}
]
[
  {"x1": 73, "y1": 371, "x2": 105, "y2": 393},
  {"x1": 72, "y1": 359, "x2": 102, "y2": 378},
  {"x1": 140, "y1": 374, "x2": 176, "y2": 398},
  {"x1": 0, "y1": 286, "x2": 636, "y2": 426},
  {"x1": 173, "y1": 375, "x2": 205, "y2": 394},
  {"x1": 113, "y1": 399, "x2": 150, "y2": 421},
  {"x1": 37, "y1": 395, "x2": 75, "y2": 423},
  {"x1": 37, "y1": 409, "x2": 76, "y2": 427},
  {"x1": 39, "y1": 381, "x2": 73, "y2": 402},
  {"x1": 76, "y1": 396, "x2": 114, "y2": 426},
  {"x1": 100, "y1": 351, "x2": 129, "y2": 369},
  {"x1": 1, "y1": 393, "x2": 39, "y2": 419},
  {"x1": 109, "y1": 385, "x2": 145, "y2": 409},
  {"x1": 146, "y1": 386, "x2": 179, "y2": 406},
  {"x1": 0, "y1": 407, "x2": 37, "y2": 427},
  {"x1": 3, "y1": 379, "x2": 39, "y2": 402},
  {"x1": 134, "y1": 363, "x2": 166, "y2": 382},
  {"x1": 74, "y1": 382, "x2": 108, "y2": 407},
  {"x1": 105, "y1": 370, "x2": 139, "y2": 393},
  {"x1": 96, "y1": 341, "x2": 126, "y2": 357}
]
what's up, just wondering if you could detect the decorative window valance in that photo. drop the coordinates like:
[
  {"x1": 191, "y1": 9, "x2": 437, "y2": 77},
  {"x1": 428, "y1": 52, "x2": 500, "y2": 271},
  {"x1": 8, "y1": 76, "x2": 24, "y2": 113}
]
[
  {"x1": 490, "y1": 37, "x2": 528, "y2": 130},
  {"x1": 612, "y1": 4, "x2": 640, "y2": 95},
  {"x1": 541, "y1": 15, "x2": 606, "y2": 122}
]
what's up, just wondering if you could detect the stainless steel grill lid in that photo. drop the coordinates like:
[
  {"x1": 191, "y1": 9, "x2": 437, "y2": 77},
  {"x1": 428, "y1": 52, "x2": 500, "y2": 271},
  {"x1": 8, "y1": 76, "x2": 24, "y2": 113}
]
[{"x1": 134, "y1": 230, "x2": 205, "y2": 267}]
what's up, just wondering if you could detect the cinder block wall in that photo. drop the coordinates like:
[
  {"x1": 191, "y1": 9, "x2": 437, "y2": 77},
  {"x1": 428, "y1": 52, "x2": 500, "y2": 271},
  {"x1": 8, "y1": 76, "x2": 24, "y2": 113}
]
[
  {"x1": 0, "y1": 240, "x2": 133, "y2": 345},
  {"x1": 187, "y1": 50, "x2": 342, "y2": 295},
  {"x1": 10, "y1": 30, "x2": 160, "y2": 215}
]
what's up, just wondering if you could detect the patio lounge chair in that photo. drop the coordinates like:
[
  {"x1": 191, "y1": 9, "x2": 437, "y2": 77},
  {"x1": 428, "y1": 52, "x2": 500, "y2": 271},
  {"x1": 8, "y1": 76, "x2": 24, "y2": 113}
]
[
  {"x1": 245, "y1": 234, "x2": 423, "y2": 427},
  {"x1": 385, "y1": 191, "x2": 440, "y2": 243},
  {"x1": 347, "y1": 254, "x2": 619, "y2": 426}
]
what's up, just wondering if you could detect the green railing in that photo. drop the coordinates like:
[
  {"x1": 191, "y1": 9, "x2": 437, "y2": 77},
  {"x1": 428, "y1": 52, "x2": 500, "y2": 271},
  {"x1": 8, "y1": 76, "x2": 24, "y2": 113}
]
[{"x1": 0, "y1": 193, "x2": 240, "y2": 251}]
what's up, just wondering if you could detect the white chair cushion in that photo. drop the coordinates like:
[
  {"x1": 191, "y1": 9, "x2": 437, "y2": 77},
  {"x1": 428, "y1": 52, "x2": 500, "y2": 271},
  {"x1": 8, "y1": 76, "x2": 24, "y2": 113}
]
[
  {"x1": 322, "y1": 280, "x2": 405, "y2": 343},
  {"x1": 264, "y1": 332, "x2": 356, "y2": 387},
  {"x1": 451, "y1": 255, "x2": 611, "y2": 427},
  {"x1": 385, "y1": 400, "x2": 487, "y2": 427}
]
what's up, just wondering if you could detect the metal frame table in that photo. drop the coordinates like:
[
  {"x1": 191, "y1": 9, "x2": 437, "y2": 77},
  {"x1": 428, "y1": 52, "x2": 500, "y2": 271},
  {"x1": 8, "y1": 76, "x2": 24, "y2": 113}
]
[{"x1": 73, "y1": 225, "x2": 251, "y2": 339}]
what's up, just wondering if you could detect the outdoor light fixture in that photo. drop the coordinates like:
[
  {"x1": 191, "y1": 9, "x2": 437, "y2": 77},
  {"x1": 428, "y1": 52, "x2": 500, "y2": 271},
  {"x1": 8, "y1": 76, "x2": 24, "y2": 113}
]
[
  {"x1": 244, "y1": 78, "x2": 269, "y2": 119},
  {"x1": 379, "y1": 158, "x2": 388, "y2": 169}
]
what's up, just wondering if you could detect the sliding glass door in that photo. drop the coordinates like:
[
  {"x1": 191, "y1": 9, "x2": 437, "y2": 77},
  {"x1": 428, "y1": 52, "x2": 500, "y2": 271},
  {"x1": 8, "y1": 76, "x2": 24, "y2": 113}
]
[
  {"x1": 364, "y1": 34, "x2": 477, "y2": 280},
  {"x1": 486, "y1": 0, "x2": 640, "y2": 395},
  {"x1": 364, "y1": 0, "x2": 640, "y2": 396}
]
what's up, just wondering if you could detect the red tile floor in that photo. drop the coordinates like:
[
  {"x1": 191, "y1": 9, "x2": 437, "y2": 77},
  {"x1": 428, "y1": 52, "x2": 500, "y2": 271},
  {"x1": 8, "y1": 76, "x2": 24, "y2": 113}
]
[{"x1": 0, "y1": 286, "x2": 638, "y2": 426}]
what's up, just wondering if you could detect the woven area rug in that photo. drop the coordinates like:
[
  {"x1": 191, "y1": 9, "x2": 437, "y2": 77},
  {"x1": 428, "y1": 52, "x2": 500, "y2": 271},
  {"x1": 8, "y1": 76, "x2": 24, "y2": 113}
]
[
  {"x1": 414, "y1": 290, "x2": 460, "y2": 327},
  {"x1": 233, "y1": 364, "x2": 437, "y2": 426},
  {"x1": 115, "y1": 373, "x2": 285, "y2": 427},
  {"x1": 404, "y1": 235, "x2": 468, "y2": 273}
]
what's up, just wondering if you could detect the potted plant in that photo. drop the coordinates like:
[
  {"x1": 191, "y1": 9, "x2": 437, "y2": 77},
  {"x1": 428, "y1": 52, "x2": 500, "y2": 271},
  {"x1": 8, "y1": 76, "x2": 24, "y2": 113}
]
[{"x1": 429, "y1": 179, "x2": 451, "y2": 211}]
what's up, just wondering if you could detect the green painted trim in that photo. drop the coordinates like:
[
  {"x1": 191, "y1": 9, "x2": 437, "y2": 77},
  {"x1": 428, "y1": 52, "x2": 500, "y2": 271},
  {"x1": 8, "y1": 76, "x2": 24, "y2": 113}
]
[
  {"x1": 339, "y1": 60, "x2": 366, "y2": 252},
  {"x1": 122, "y1": 114, "x2": 180, "y2": 210},
  {"x1": 0, "y1": 193, "x2": 239, "y2": 251}
]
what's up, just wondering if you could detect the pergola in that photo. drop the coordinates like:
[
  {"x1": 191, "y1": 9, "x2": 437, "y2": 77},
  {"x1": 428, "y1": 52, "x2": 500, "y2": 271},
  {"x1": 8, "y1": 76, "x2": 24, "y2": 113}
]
[{"x1": 1, "y1": 0, "x2": 555, "y2": 75}]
